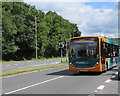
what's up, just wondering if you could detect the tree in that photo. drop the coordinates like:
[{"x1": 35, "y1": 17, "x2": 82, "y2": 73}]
[{"x1": 2, "y1": 2, "x2": 81, "y2": 60}]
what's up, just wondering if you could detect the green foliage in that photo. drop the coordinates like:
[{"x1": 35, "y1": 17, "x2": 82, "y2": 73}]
[{"x1": 2, "y1": 2, "x2": 81, "y2": 61}]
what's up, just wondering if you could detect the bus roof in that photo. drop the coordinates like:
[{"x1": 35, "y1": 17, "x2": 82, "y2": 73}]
[{"x1": 106, "y1": 39, "x2": 118, "y2": 45}]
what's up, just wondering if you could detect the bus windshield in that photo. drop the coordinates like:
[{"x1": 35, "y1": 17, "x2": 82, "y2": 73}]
[{"x1": 70, "y1": 37, "x2": 98, "y2": 59}]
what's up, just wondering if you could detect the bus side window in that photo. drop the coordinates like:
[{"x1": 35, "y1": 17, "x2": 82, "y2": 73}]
[
  {"x1": 110, "y1": 44, "x2": 113, "y2": 57},
  {"x1": 106, "y1": 44, "x2": 111, "y2": 57},
  {"x1": 115, "y1": 46, "x2": 119, "y2": 57},
  {"x1": 105, "y1": 43, "x2": 109, "y2": 58}
]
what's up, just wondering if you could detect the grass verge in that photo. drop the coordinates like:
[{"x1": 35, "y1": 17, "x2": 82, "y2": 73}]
[{"x1": 1, "y1": 61, "x2": 68, "y2": 77}]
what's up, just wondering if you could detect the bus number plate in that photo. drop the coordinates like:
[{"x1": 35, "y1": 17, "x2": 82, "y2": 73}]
[{"x1": 80, "y1": 69, "x2": 88, "y2": 72}]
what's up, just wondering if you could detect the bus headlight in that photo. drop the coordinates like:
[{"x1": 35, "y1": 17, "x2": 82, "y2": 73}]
[{"x1": 96, "y1": 62, "x2": 98, "y2": 65}]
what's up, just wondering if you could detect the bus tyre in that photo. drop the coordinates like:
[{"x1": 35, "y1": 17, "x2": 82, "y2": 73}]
[{"x1": 118, "y1": 72, "x2": 120, "y2": 80}]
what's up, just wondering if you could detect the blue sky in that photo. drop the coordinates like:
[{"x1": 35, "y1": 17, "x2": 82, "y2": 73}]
[
  {"x1": 24, "y1": 1, "x2": 118, "y2": 38},
  {"x1": 84, "y1": 2, "x2": 116, "y2": 9}
]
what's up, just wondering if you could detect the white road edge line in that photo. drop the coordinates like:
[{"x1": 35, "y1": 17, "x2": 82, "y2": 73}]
[
  {"x1": 97, "y1": 85, "x2": 104, "y2": 90},
  {"x1": 5, "y1": 76, "x2": 64, "y2": 94},
  {"x1": 105, "y1": 79, "x2": 111, "y2": 83},
  {"x1": 18, "y1": 67, "x2": 25, "y2": 69},
  {"x1": 6, "y1": 65, "x2": 11, "y2": 66},
  {"x1": 27, "y1": 61, "x2": 32, "y2": 62},
  {"x1": 2, "y1": 67, "x2": 58, "y2": 79}
]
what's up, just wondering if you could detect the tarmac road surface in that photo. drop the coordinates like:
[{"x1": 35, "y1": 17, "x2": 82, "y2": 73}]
[
  {"x1": 1, "y1": 58, "x2": 66, "y2": 71},
  {"x1": 1, "y1": 66, "x2": 120, "y2": 95}
]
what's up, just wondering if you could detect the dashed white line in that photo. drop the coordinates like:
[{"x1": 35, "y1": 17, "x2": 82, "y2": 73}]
[
  {"x1": 115, "y1": 72, "x2": 118, "y2": 75},
  {"x1": 111, "y1": 75, "x2": 116, "y2": 78},
  {"x1": 94, "y1": 90, "x2": 97, "y2": 93},
  {"x1": 5, "y1": 76, "x2": 64, "y2": 94},
  {"x1": 97, "y1": 85, "x2": 104, "y2": 90},
  {"x1": 105, "y1": 79, "x2": 111, "y2": 83}
]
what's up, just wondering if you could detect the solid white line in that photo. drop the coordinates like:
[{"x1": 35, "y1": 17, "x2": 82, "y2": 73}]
[
  {"x1": 105, "y1": 79, "x2": 111, "y2": 83},
  {"x1": 27, "y1": 61, "x2": 32, "y2": 62},
  {"x1": 40, "y1": 68, "x2": 52, "y2": 71},
  {"x1": 6, "y1": 65, "x2": 11, "y2": 67},
  {"x1": 18, "y1": 67, "x2": 25, "y2": 69},
  {"x1": 2, "y1": 67, "x2": 58, "y2": 79},
  {"x1": 5, "y1": 76, "x2": 64, "y2": 94},
  {"x1": 54, "y1": 62, "x2": 60, "y2": 64},
  {"x1": 97, "y1": 85, "x2": 104, "y2": 90},
  {"x1": 32, "y1": 65, "x2": 39, "y2": 66}
]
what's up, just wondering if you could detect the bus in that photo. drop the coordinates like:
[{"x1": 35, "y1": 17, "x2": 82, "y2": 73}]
[
  {"x1": 118, "y1": 49, "x2": 120, "y2": 80},
  {"x1": 68, "y1": 36, "x2": 119, "y2": 72}
]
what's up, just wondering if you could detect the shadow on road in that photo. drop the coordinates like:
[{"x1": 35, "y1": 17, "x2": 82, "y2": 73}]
[
  {"x1": 101, "y1": 72, "x2": 115, "y2": 76},
  {"x1": 101, "y1": 67, "x2": 118, "y2": 76},
  {"x1": 47, "y1": 69, "x2": 70, "y2": 76},
  {"x1": 110, "y1": 74, "x2": 120, "y2": 81},
  {"x1": 47, "y1": 69, "x2": 102, "y2": 76},
  {"x1": 110, "y1": 68, "x2": 118, "y2": 72}
]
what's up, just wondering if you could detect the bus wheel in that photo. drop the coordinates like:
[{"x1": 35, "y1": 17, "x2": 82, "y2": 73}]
[{"x1": 118, "y1": 72, "x2": 120, "y2": 80}]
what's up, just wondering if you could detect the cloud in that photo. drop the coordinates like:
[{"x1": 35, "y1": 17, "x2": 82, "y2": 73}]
[{"x1": 25, "y1": 2, "x2": 118, "y2": 38}]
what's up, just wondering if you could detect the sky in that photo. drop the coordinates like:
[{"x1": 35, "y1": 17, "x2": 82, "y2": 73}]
[{"x1": 24, "y1": 1, "x2": 118, "y2": 38}]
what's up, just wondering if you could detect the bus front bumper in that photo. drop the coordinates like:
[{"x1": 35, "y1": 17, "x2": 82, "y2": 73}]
[{"x1": 69, "y1": 64, "x2": 102, "y2": 72}]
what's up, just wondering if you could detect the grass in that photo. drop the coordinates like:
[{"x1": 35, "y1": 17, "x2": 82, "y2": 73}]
[{"x1": 1, "y1": 61, "x2": 68, "y2": 77}]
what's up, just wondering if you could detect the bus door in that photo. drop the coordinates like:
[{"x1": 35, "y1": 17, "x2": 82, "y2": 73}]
[{"x1": 101, "y1": 42, "x2": 107, "y2": 71}]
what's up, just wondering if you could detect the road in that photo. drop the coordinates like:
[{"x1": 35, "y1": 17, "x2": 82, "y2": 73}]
[
  {"x1": 1, "y1": 58, "x2": 66, "y2": 71},
  {"x1": 1, "y1": 65, "x2": 120, "y2": 95}
]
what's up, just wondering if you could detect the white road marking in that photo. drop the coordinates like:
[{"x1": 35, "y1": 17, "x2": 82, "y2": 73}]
[
  {"x1": 111, "y1": 75, "x2": 116, "y2": 78},
  {"x1": 2, "y1": 66, "x2": 57, "y2": 79},
  {"x1": 115, "y1": 72, "x2": 118, "y2": 75},
  {"x1": 18, "y1": 66, "x2": 25, "y2": 69},
  {"x1": 5, "y1": 76, "x2": 64, "y2": 94},
  {"x1": 27, "y1": 61, "x2": 31, "y2": 62},
  {"x1": 54, "y1": 62, "x2": 60, "y2": 64},
  {"x1": 105, "y1": 79, "x2": 111, "y2": 83},
  {"x1": 40, "y1": 68, "x2": 52, "y2": 71},
  {"x1": 6, "y1": 65, "x2": 11, "y2": 67},
  {"x1": 32, "y1": 65, "x2": 39, "y2": 67},
  {"x1": 97, "y1": 85, "x2": 104, "y2": 90},
  {"x1": 94, "y1": 90, "x2": 97, "y2": 92}
]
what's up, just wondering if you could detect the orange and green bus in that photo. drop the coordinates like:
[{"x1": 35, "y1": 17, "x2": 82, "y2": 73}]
[{"x1": 68, "y1": 36, "x2": 119, "y2": 72}]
